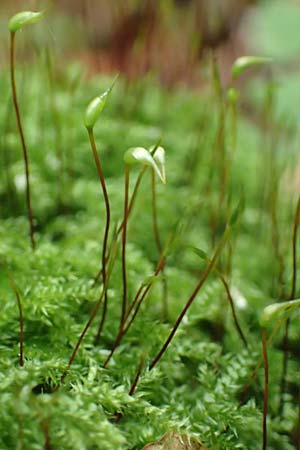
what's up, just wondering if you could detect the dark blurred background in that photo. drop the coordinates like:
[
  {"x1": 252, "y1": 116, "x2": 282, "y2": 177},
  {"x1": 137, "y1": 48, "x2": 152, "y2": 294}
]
[
  {"x1": 0, "y1": 0, "x2": 262, "y2": 85},
  {"x1": 1, "y1": 1, "x2": 300, "y2": 89}
]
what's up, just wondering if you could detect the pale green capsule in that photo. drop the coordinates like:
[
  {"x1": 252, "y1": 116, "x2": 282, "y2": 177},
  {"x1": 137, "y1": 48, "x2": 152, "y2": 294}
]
[
  {"x1": 152, "y1": 146, "x2": 166, "y2": 184},
  {"x1": 84, "y1": 76, "x2": 118, "y2": 130},
  {"x1": 231, "y1": 56, "x2": 272, "y2": 80},
  {"x1": 124, "y1": 147, "x2": 165, "y2": 183},
  {"x1": 9, "y1": 10, "x2": 45, "y2": 33},
  {"x1": 259, "y1": 298, "x2": 300, "y2": 327}
]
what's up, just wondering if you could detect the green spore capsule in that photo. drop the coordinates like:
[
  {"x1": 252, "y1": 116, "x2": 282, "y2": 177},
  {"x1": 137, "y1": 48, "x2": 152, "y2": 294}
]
[
  {"x1": 231, "y1": 56, "x2": 272, "y2": 80},
  {"x1": 9, "y1": 11, "x2": 45, "y2": 33},
  {"x1": 152, "y1": 146, "x2": 166, "y2": 184},
  {"x1": 124, "y1": 147, "x2": 165, "y2": 183},
  {"x1": 84, "y1": 76, "x2": 118, "y2": 130},
  {"x1": 259, "y1": 298, "x2": 300, "y2": 327}
]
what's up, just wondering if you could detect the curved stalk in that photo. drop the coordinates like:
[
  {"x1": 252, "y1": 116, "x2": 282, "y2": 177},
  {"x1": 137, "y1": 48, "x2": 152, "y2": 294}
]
[
  {"x1": 149, "y1": 226, "x2": 230, "y2": 370},
  {"x1": 102, "y1": 254, "x2": 166, "y2": 368},
  {"x1": 87, "y1": 129, "x2": 110, "y2": 345},
  {"x1": 93, "y1": 166, "x2": 146, "y2": 287},
  {"x1": 111, "y1": 354, "x2": 146, "y2": 424},
  {"x1": 10, "y1": 31, "x2": 35, "y2": 249},
  {"x1": 129, "y1": 353, "x2": 146, "y2": 396},
  {"x1": 216, "y1": 268, "x2": 248, "y2": 347},
  {"x1": 60, "y1": 287, "x2": 105, "y2": 385}
]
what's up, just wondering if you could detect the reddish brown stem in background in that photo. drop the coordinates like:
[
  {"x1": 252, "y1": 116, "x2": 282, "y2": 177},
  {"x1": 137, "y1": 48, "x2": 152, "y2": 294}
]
[
  {"x1": 239, "y1": 318, "x2": 283, "y2": 405},
  {"x1": 112, "y1": 354, "x2": 146, "y2": 424},
  {"x1": 60, "y1": 287, "x2": 105, "y2": 385},
  {"x1": 121, "y1": 165, "x2": 130, "y2": 326},
  {"x1": 9, "y1": 274, "x2": 24, "y2": 367},
  {"x1": 117, "y1": 167, "x2": 146, "y2": 235},
  {"x1": 87, "y1": 129, "x2": 111, "y2": 345},
  {"x1": 124, "y1": 255, "x2": 166, "y2": 334},
  {"x1": 218, "y1": 271, "x2": 248, "y2": 347},
  {"x1": 129, "y1": 354, "x2": 146, "y2": 396},
  {"x1": 10, "y1": 31, "x2": 35, "y2": 250},
  {"x1": 262, "y1": 328, "x2": 269, "y2": 450},
  {"x1": 149, "y1": 227, "x2": 230, "y2": 370},
  {"x1": 279, "y1": 193, "x2": 300, "y2": 415},
  {"x1": 103, "y1": 254, "x2": 166, "y2": 368},
  {"x1": 102, "y1": 283, "x2": 145, "y2": 368},
  {"x1": 93, "y1": 167, "x2": 146, "y2": 287}
]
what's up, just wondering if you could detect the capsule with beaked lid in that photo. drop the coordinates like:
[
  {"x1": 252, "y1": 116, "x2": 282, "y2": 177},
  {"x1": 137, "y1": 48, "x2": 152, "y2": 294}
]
[
  {"x1": 123, "y1": 147, "x2": 165, "y2": 184},
  {"x1": 84, "y1": 75, "x2": 118, "y2": 130},
  {"x1": 9, "y1": 11, "x2": 45, "y2": 33},
  {"x1": 259, "y1": 298, "x2": 300, "y2": 327}
]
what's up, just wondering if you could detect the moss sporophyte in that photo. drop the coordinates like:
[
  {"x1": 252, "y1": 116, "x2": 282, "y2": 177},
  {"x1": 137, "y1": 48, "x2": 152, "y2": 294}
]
[
  {"x1": 3, "y1": 8, "x2": 300, "y2": 446},
  {"x1": 84, "y1": 79, "x2": 117, "y2": 344},
  {"x1": 9, "y1": 10, "x2": 45, "y2": 249}
]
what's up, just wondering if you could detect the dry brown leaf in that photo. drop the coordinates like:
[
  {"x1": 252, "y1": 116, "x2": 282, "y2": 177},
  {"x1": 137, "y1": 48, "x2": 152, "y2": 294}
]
[{"x1": 142, "y1": 431, "x2": 209, "y2": 450}]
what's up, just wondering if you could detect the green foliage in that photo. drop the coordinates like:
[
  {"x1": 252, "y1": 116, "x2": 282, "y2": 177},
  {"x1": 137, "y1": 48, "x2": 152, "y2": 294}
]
[{"x1": 1, "y1": 13, "x2": 300, "y2": 450}]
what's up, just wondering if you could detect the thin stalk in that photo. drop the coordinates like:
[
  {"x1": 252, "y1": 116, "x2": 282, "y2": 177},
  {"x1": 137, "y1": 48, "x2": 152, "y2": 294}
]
[
  {"x1": 10, "y1": 31, "x2": 35, "y2": 250},
  {"x1": 121, "y1": 165, "x2": 130, "y2": 326},
  {"x1": 123, "y1": 256, "x2": 166, "y2": 334},
  {"x1": 2, "y1": 99, "x2": 18, "y2": 214},
  {"x1": 240, "y1": 317, "x2": 285, "y2": 405},
  {"x1": 87, "y1": 129, "x2": 110, "y2": 345},
  {"x1": 262, "y1": 328, "x2": 269, "y2": 450},
  {"x1": 129, "y1": 354, "x2": 146, "y2": 396},
  {"x1": 93, "y1": 166, "x2": 146, "y2": 287},
  {"x1": 102, "y1": 324, "x2": 124, "y2": 369},
  {"x1": 102, "y1": 285, "x2": 146, "y2": 369},
  {"x1": 151, "y1": 169, "x2": 168, "y2": 320},
  {"x1": 103, "y1": 254, "x2": 166, "y2": 368},
  {"x1": 9, "y1": 274, "x2": 24, "y2": 367},
  {"x1": 118, "y1": 167, "x2": 146, "y2": 235},
  {"x1": 216, "y1": 268, "x2": 248, "y2": 347},
  {"x1": 210, "y1": 55, "x2": 227, "y2": 246},
  {"x1": 112, "y1": 354, "x2": 146, "y2": 424},
  {"x1": 60, "y1": 287, "x2": 106, "y2": 385},
  {"x1": 62, "y1": 231, "x2": 119, "y2": 383},
  {"x1": 102, "y1": 284, "x2": 145, "y2": 368},
  {"x1": 279, "y1": 193, "x2": 300, "y2": 415},
  {"x1": 149, "y1": 226, "x2": 230, "y2": 370}
]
